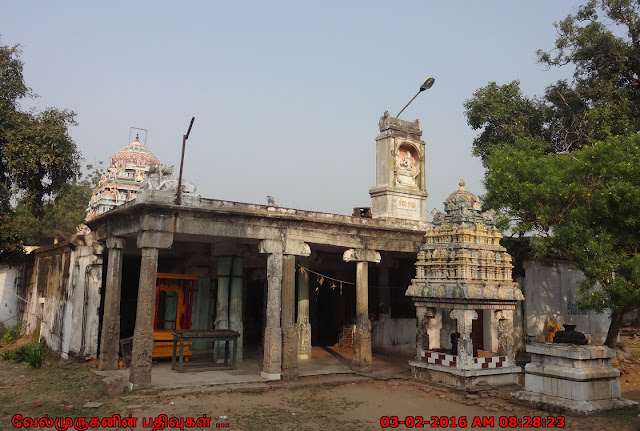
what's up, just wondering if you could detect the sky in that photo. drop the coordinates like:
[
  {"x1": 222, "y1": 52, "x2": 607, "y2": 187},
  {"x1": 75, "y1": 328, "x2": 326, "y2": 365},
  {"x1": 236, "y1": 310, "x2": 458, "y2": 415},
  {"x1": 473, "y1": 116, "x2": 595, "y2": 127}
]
[{"x1": 1, "y1": 1, "x2": 583, "y2": 218}]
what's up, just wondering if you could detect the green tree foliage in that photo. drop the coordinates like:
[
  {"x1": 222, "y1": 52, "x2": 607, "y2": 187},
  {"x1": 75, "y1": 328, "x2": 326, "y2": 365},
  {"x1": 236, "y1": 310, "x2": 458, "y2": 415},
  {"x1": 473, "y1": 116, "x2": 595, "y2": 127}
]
[
  {"x1": 486, "y1": 136, "x2": 640, "y2": 347},
  {"x1": 14, "y1": 164, "x2": 101, "y2": 245},
  {"x1": 464, "y1": 1, "x2": 640, "y2": 347},
  {"x1": 0, "y1": 39, "x2": 81, "y2": 262}
]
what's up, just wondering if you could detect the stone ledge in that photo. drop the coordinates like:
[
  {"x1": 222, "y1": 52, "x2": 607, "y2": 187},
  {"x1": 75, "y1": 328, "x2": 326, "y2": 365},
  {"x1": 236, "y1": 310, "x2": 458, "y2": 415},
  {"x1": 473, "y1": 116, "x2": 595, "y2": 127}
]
[
  {"x1": 526, "y1": 342, "x2": 615, "y2": 360},
  {"x1": 510, "y1": 390, "x2": 637, "y2": 417},
  {"x1": 524, "y1": 362, "x2": 620, "y2": 381}
]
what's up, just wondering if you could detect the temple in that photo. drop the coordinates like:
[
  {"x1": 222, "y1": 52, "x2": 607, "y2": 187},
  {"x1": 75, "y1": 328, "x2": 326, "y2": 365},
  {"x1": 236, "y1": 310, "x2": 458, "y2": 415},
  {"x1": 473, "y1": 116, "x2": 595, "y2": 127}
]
[
  {"x1": 85, "y1": 135, "x2": 160, "y2": 221},
  {"x1": 406, "y1": 179, "x2": 524, "y2": 387}
]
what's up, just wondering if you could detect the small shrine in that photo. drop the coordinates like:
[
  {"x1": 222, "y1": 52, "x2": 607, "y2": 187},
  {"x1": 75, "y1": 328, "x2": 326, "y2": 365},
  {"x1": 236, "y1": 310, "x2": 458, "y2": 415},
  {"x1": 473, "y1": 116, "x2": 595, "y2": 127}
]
[
  {"x1": 152, "y1": 273, "x2": 198, "y2": 360},
  {"x1": 85, "y1": 135, "x2": 160, "y2": 221},
  {"x1": 405, "y1": 179, "x2": 525, "y2": 388}
]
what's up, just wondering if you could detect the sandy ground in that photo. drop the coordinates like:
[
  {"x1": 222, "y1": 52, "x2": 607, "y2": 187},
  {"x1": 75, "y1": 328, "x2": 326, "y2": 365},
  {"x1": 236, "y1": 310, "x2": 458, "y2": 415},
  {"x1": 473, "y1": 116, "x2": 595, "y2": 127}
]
[{"x1": 1, "y1": 327, "x2": 640, "y2": 430}]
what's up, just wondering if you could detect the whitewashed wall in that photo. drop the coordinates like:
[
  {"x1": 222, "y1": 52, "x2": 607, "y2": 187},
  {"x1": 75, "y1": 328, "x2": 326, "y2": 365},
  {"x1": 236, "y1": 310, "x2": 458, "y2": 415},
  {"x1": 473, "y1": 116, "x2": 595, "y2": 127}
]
[{"x1": 522, "y1": 260, "x2": 610, "y2": 345}]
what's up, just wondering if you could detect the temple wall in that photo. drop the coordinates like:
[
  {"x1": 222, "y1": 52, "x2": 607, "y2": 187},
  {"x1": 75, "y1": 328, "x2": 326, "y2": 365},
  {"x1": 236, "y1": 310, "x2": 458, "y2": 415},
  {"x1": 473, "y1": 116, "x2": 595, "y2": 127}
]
[
  {"x1": 0, "y1": 265, "x2": 21, "y2": 328},
  {"x1": 521, "y1": 260, "x2": 610, "y2": 345},
  {"x1": 372, "y1": 316, "x2": 416, "y2": 352},
  {"x1": 23, "y1": 236, "x2": 103, "y2": 359}
]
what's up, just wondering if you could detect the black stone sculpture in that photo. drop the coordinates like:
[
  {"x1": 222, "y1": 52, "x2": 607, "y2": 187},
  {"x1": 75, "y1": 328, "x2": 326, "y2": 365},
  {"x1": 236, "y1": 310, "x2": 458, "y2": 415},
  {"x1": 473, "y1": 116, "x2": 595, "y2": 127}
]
[{"x1": 553, "y1": 323, "x2": 588, "y2": 345}]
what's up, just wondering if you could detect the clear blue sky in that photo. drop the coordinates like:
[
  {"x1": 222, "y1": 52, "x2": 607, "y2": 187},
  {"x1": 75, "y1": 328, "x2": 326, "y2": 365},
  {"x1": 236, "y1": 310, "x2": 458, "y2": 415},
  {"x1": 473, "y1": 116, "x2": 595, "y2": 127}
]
[{"x1": 1, "y1": 1, "x2": 581, "y2": 217}]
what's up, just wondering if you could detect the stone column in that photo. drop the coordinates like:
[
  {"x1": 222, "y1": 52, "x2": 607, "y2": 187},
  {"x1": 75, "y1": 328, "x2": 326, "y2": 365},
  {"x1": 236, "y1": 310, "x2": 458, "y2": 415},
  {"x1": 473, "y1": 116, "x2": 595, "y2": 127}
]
[
  {"x1": 216, "y1": 257, "x2": 231, "y2": 331},
  {"x1": 415, "y1": 305, "x2": 427, "y2": 361},
  {"x1": 376, "y1": 266, "x2": 392, "y2": 350},
  {"x1": 343, "y1": 248, "x2": 381, "y2": 372},
  {"x1": 450, "y1": 309, "x2": 478, "y2": 369},
  {"x1": 98, "y1": 237, "x2": 125, "y2": 371},
  {"x1": 495, "y1": 309, "x2": 515, "y2": 364},
  {"x1": 281, "y1": 241, "x2": 311, "y2": 379},
  {"x1": 297, "y1": 268, "x2": 311, "y2": 359},
  {"x1": 281, "y1": 254, "x2": 298, "y2": 379},
  {"x1": 229, "y1": 258, "x2": 244, "y2": 360},
  {"x1": 259, "y1": 240, "x2": 284, "y2": 380},
  {"x1": 129, "y1": 231, "x2": 173, "y2": 390},
  {"x1": 440, "y1": 309, "x2": 453, "y2": 350}
]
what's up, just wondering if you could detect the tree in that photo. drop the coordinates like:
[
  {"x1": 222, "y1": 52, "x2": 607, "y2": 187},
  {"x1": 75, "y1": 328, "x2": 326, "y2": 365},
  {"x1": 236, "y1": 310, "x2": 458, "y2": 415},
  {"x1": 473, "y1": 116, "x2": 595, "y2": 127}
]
[
  {"x1": 14, "y1": 164, "x2": 101, "y2": 245},
  {"x1": 464, "y1": 0, "x2": 640, "y2": 347},
  {"x1": 0, "y1": 39, "x2": 81, "y2": 263}
]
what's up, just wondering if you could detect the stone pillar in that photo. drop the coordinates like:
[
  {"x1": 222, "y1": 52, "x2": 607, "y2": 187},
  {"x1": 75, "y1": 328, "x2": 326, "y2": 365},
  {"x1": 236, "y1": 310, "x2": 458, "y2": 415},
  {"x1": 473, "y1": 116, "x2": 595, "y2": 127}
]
[
  {"x1": 415, "y1": 306, "x2": 438, "y2": 360},
  {"x1": 229, "y1": 258, "x2": 243, "y2": 360},
  {"x1": 98, "y1": 237, "x2": 126, "y2": 371},
  {"x1": 495, "y1": 309, "x2": 515, "y2": 364},
  {"x1": 415, "y1": 305, "x2": 427, "y2": 361},
  {"x1": 343, "y1": 248, "x2": 381, "y2": 372},
  {"x1": 281, "y1": 241, "x2": 310, "y2": 380},
  {"x1": 129, "y1": 231, "x2": 172, "y2": 389},
  {"x1": 450, "y1": 309, "x2": 478, "y2": 369},
  {"x1": 440, "y1": 309, "x2": 453, "y2": 350},
  {"x1": 259, "y1": 240, "x2": 284, "y2": 380},
  {"x1": 215, "y1": 257, "x2": 231, "y2": 358},
  {"x1": 376, "y1": 266, "x2": 392, "y2": 350},
  {"x1": 281, "y1": 254, "x2": 299, "y2": 379},
  {"x1": 297, "y1": 268, "x2": 311, "y2": 359}
]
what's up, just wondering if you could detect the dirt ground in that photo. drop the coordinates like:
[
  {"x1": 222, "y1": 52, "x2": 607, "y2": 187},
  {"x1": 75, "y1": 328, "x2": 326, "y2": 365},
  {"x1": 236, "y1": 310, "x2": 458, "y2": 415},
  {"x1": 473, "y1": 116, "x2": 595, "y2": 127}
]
[{"x1": 1, "y1": 328, "x2": 640, "y2": 430}]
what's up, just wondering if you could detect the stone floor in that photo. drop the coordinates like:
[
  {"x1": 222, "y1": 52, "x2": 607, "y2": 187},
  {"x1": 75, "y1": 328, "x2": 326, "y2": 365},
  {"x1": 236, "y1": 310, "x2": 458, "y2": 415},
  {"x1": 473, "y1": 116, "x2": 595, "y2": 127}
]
[{"x1": 95, "y1": 346, "x2": 414, "y2": 390}]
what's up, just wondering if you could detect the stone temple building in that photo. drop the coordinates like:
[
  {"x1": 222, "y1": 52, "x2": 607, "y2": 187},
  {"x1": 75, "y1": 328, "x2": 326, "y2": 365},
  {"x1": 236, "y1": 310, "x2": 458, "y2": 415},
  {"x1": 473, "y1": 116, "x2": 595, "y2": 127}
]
[
  {"x1": 406, "y1": 179, "x2": 524, "y2": 387},
  {"x1": 11, "y1": 112, "x2": 537, "y2": 391},
  {"x1": 85, "y1": 135, "x2": 160, "y2": 221}
]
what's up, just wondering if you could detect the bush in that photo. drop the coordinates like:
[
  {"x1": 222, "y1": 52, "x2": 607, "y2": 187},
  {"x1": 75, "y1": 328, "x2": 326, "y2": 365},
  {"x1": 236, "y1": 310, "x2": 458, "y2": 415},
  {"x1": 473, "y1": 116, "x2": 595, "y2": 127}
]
[
  {"x1": 1, "y1": 321, "x2": 25, "y2": 344},
  {"x1": 0, "y1": 343, "x2": 45, "y2": 368}
]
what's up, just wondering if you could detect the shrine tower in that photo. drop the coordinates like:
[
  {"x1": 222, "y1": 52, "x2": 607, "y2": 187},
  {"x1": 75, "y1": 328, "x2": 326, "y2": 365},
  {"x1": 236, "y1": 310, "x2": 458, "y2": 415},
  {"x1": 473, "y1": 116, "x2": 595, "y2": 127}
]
[{"x1": 369, "y1": 111, "x2": 429, "y2": 222}]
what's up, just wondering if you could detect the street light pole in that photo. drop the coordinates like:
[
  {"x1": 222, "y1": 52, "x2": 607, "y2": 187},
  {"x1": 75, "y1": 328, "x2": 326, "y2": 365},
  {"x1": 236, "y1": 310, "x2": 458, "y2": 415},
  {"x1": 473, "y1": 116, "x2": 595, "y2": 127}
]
[
  {"x1": 395, "y1": 77, "x2": 435, "y2": 119},
  {"x1": 175, "y1": 116, "x2": 195, "y2": 206}
]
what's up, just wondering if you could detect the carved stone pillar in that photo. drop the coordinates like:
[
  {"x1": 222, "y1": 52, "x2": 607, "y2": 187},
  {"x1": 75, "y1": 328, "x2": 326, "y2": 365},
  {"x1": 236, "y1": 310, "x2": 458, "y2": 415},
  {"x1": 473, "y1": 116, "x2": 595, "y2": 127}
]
[
  {"x1": 215, "y1": 257, "x2": 231, "y2": 358},
  {"x1": 229, "y1": 258, "x2": 243, "y2": 360},
  {"x1": 259, "y1": 240, "x2": 283, "y2": 380},
  {"x1": 415, "y1": 306, "x2": 427, "y2": 361},
  {"x1": 495, "y1": 309, "x2": 515, "y2": 363},
  {"x1": 297, "y1": 269, "x2": 311, "y2": 359},
  {"x1": 98, "y1": 237, "x2": 125, "y2": 371},
  {"x1": 450, "y1": 309, "x2": 478, "y2": 368},
  {"x1": 281, "y1": 241, "x2": 310, "y2": 380},
  {"x1": 129, "y1": 231, "x2": 172, "y2": 389},
  {"x1": 440, "y1": 309, "x2": 453, "y2": 350},
  {"x1": 343, "y1": 248, "x2": 381, "y2": 372}
]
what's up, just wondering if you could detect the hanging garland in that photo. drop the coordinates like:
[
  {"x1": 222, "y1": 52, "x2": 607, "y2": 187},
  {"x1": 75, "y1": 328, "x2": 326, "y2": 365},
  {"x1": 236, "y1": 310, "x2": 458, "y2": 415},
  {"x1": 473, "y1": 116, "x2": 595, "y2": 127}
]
[{"x1": 296, "y1": 263, "x2": 355, "y2": 297}]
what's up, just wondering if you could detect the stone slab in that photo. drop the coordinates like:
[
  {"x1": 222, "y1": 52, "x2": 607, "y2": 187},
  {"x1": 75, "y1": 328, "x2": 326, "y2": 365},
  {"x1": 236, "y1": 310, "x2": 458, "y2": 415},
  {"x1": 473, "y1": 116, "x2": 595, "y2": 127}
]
[
  {"x1": 524, "y1": 362, "x2": 620, "y2": 381},
  {"x1": 410, "y1": 360, "x2": 520, "y2": 389},
  {"x1": 82, "y1": 402, "x2": 104, "y2": 409},
  {"x1": 526, "y1": 342, "x2": 615, "y2": 360},
  {"x1": 524, "y1": 373, "x2": 621, "y2": 401},
  {"x1": 510, "y1": 390, "x2": 637, "y2": 417}
]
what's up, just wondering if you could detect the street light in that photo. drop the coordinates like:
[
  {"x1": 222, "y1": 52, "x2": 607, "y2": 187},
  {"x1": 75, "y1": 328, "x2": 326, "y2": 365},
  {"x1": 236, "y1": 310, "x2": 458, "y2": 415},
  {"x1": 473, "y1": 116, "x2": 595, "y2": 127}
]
[{"x1": 395, "y1": 77, "x2": 435, "y2": 119}]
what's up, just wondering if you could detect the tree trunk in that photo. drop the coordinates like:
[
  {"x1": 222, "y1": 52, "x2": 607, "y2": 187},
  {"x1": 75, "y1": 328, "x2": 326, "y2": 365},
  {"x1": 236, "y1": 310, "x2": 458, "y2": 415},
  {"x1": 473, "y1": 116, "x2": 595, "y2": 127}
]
[{"x1": 604, "y1": 311, "x2": 624, "y2": 349}]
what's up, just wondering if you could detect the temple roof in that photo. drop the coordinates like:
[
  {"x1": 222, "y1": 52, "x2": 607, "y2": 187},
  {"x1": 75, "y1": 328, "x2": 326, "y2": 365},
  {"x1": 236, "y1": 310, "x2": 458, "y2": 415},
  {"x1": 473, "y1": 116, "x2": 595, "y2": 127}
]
[{"x1": 109, "y1": 136, "x2": 160, "y2": 168}]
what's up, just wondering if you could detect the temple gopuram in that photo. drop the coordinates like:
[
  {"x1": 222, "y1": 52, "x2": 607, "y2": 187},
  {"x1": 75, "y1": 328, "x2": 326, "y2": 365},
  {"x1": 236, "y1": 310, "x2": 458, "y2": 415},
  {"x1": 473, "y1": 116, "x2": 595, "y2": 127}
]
[
  {"x1": 85, "y1": 135, "x2": 160, "y2": 221},
  {"x1": 406, "y1": 179, "x2": 525, "y2": 388}
]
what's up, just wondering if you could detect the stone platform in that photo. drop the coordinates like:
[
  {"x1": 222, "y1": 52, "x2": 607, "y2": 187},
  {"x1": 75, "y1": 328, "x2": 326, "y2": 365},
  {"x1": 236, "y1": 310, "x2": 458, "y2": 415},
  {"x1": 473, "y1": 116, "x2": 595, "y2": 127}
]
[
  {"x1": 410, "y1": 351, "x2": 521, "y2": 389},
  {"x1": 510, "y1": 342, "x2": 638, "y2": 416}
]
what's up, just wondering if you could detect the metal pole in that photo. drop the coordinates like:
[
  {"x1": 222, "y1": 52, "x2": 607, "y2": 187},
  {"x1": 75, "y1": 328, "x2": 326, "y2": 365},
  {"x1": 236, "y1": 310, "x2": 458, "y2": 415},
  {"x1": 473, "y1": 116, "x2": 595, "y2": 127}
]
[
  {"x1": 176, "y1": 117, "x2": 195, "y2": 206},
  {"x1": 395, "y1": 91, "x2": 421, "y2": 119}
]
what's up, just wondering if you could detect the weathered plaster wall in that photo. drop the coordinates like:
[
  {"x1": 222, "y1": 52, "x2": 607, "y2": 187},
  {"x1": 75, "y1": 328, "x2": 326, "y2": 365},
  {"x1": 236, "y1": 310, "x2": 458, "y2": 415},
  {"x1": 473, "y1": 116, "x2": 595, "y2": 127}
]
[
  {"x1": 23, "y1": 236, "x2": 103, "y2": 359},
  {"x1": 0, "y1": 265, "x2": 20, "y2": 328},
  {"x1": 522, "y1": 260, "x2": 609, "y2": 345},
  {"x1": 372, "y1": 316, "x2": 416, "y2": 352}
]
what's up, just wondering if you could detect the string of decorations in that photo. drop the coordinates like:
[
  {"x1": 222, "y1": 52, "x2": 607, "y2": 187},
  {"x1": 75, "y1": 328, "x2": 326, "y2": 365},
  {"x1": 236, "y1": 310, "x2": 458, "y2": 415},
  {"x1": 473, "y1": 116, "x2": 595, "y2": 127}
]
[{"x1": 296, "y1": 263, "x2": 355, "y2": 296}]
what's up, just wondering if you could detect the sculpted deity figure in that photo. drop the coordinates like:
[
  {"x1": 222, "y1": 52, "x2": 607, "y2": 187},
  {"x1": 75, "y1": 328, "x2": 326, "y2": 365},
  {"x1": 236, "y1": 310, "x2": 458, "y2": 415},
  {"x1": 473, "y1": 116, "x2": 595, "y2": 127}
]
[{"x1": 394, "y1": 149, "x2": 419, "y2": 186}]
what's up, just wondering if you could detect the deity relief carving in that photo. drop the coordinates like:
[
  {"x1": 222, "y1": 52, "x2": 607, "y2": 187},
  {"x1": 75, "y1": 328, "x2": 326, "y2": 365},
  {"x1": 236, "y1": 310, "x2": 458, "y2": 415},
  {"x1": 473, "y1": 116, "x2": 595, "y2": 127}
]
[{"x1": 394, "y1": 144, "x2": 420, "y2": 187}]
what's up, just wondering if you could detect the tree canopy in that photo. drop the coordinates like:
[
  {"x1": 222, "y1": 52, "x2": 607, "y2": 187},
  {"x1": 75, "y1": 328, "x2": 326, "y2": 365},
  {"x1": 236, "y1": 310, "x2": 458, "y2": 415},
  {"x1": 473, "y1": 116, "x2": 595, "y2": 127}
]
[
  {"x1": 0, "y1": 39, "x2": 82, "y2": 263},
  {"x1": 464, "y1": 0, "x2": 640, "y2": 347}
]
